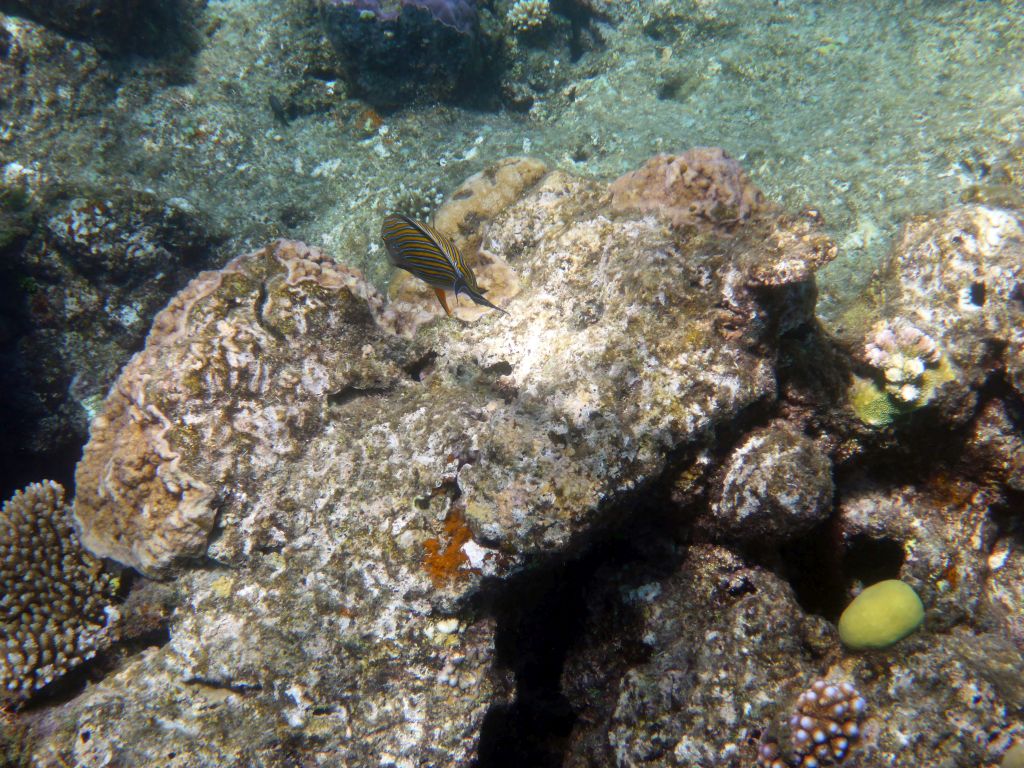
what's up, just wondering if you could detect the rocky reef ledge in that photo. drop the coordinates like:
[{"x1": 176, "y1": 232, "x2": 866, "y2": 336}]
[{"x1": 9, "y1": 153, "x2": 1024, "y2": 767}]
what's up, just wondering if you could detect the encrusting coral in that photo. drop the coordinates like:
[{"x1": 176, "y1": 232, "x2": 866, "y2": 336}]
[
  {"x1": 757, "y1": 679, "x2": 867, "y2": 768},
  {"x1": 0, "y1": 481, "x2": 117, "y2": 705},
  {"x1": 609, "y1": 147, "x2": 766, "y2": 231}
]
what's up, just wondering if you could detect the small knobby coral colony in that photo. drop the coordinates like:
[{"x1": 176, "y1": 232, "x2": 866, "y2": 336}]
[
  {"x1": 506, "y1": 0, "x2": 550, "y2": 33},
  {"x1": 850, "y1": 318, "x2": 954, "y2": 427},
  {"x1": 757, "y1": 680, "x2": 867, "y2": 768},
  {"x1": 0, "y1": 481, "x2": 117, "y2": 705}
]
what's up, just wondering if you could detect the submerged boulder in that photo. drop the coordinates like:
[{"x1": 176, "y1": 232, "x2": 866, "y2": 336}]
[
  {"x1": 46, "y1": 154, "x2": 835, "y2": 765},
  {"x1": 836, "y1": 204, "x2": 1024, "y2": 429}
]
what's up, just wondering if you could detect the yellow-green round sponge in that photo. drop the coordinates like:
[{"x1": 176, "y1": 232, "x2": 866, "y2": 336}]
[{"x1": 838, "y1": 579, "x2": 924, "y2": 650}]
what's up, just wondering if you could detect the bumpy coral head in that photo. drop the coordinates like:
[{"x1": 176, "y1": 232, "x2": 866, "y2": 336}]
[{"x1": 758, "y1": 679, "x2": 867, "y2": 768}]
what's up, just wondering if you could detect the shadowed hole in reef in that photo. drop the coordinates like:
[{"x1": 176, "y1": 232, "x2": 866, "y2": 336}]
[
  {"x1": 781, "y1": 524, "x2": 905, "y2": 622},
  {"x1": 474, "y1": 503, "x2": 678, "y2": 768}
]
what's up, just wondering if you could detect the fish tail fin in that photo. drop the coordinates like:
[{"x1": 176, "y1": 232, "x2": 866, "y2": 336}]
[{"x1": 467, "y1": 288, "x2": 508, "y2": 315}]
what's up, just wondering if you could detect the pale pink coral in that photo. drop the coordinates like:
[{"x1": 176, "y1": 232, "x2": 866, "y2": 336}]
[
  {"x1": 609, "y1": 147, "x2": 765, "y2": 231},
  {"x1": 863, "y1": 318, "x2": 943, "y2": 404}
]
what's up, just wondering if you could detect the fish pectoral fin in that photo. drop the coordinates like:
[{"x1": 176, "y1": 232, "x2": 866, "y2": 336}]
[{"x1": 432, "y1": 286, "x2": 453, "y2": 316}]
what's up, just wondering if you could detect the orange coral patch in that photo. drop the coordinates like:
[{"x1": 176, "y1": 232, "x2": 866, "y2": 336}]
[{"x1": 422, "y1": 509, "x2": 479, "y2": 587}]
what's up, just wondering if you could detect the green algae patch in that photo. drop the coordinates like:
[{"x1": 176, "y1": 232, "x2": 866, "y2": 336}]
[
  {"x1": 838, "y1": 579, "x2": 924, "y2": 650},
  {"x1": 1002, "y1": 744, "x2": 1024, "y2": 768}
]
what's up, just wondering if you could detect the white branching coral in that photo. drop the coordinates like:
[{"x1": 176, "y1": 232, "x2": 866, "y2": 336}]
[
  {"x1": 1, "y1": 481, "x2": 118, "y2": 704},
  {"x1": 864, "y1": 318, "x2": 944, "y2": 405},
  {"x1": 506, "y1": 0, "x2": 550, "y2": 32}
]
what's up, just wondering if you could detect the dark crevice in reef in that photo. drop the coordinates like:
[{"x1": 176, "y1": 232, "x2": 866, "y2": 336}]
[
  {"x1": 403, "y1": 350, "x2": 438, "y2": 382},
  {"x1": 326, "y1": 384, "x2": 393, "y2": 408},
  {"x1": 253, "y1": 281, "x2": 285, "y2": 342},
  {"x1": 472, "y1": 479, "x2": 693, "y2": 768},
  {"x1": 780, "y1": 524, "x2": 906, "y2": 623}
]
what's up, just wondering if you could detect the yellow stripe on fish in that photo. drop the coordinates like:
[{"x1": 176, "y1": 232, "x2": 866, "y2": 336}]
[{"x1": 381, "y1": 214, "x2": 508, "y2": 316}]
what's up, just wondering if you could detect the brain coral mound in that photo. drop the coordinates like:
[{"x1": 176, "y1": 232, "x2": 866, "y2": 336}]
[
  {"x1": 73, "y1": 240, "x2": 408, "y2": 577},
  {"x1": 56, "y1": 156, "x2": 836, "y2": 765},
  {"x1": 1, "y1": 481, "x2": 117, "y2": 705},
  {"x1": 609, "y1": 147, "x2": 767, "y2": 232}
]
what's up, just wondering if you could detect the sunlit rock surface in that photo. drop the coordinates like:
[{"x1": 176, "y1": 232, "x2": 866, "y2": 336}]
[{"x1": 49, "y1": 156, "x2": 835, "y2": 765}]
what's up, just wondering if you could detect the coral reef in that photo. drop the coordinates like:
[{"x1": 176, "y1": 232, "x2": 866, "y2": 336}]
[
  {"x1": 757, "y1": 679, "x2": 866, "y2": 768},
  {"x1": 609, "y1": 147, "x2": 766, "y2": 231},
  {"x1": 320, "y1": 0, "x2": 482, "y2": 106},
  {"x1": 0, "y1": 481, "x2": 117, "y2": 705},
  {"x1": 836, "y1": 479, "x2": 996, "y2": 633},
  {"x1": 73, "y1": 239, "x2": 404, "y2": 576},
  {"x1": 561, "y1": 530, "x2": 1022, "y2": 767},
  {"x1": 849, "y1": 318, "x2": 955, "y2": 426},
  {"x1": 42, "y1": 155, "x2": 837, "y2": 764},
  {"x1": 836, "y1": 204, "x2": 1024, "y2": 428},
  {"x1": 1, "y1": 0, "x2": 202, "y2": 54},
  {"x1": 0, "y1": 184, "x2": 220, "y2": 496},
  {"x1": 389, "y1": 156, "x2": 546, "y2": 323}
]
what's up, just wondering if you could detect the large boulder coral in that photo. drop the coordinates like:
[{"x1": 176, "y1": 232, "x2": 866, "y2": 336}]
[{"x1": 46, "y1": 154, "x2": 835, "y2": 765}]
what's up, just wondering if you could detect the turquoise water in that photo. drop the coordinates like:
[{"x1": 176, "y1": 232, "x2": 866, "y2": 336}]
[{"x1": 4, "y1": 0, "x2": 1022, "y2": 312}]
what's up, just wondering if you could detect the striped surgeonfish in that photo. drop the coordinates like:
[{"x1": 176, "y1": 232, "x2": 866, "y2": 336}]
[{"x1": 381, "y1": 214, "x2": 508, "y2": 316}]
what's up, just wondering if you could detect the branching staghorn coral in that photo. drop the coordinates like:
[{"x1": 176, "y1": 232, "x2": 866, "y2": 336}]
[
  {"x1": 757, "y1": 679, "x2": 867, "y2": 768},
  {"x1": 1, "y1": 481, "x2": 118, "y2": 705},
  {"x1": 506, "y1": 0, "x2": 550, "y2": 32}
]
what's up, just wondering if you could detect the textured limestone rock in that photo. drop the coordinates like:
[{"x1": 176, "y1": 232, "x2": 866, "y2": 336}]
[
  {"x1": 431, "y1": 156, "x2": 549, "y2": 253},
  {"x1": 562, "y1": 543, "x2": 1024, "y2": 768},
  {"x1": 52, "y1": 156, "x2": 836, "y2": 765},
  {"x1": 0, "y1": 481, "x2": 117, "y2": 705},
  {"x1": 563, "y1": 545, "x2": 834, "y2": 767},
  {"x1": 703, "y1": 422, "x2": 834, "y2": 544},
  {"x1": 963, "y1": 397, "x2": 1024, "y2": 494}
]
